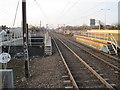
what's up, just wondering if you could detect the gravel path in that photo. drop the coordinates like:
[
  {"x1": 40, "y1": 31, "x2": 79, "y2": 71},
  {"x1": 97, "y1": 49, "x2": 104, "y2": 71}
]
[{"x1": 23, "y1": 40, "x2": 67, "y2": 88}]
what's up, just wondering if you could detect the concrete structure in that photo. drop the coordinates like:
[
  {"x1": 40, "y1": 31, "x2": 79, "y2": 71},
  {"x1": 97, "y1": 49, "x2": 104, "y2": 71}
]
[
  {"x1": 0, "y1": 69, "x2": 14, "y2": 88},
  {"x1": 118, "y1": 1, "x2": 120, "y2": 25},
  {"x1": 44, "y1": 32, "x2": 52, "y2": 56}
]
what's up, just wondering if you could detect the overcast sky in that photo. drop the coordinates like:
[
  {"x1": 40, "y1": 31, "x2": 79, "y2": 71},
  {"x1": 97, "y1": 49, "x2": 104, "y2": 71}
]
[{"x1": 0, "y1": 0, "x2": 119, "y2": 28}]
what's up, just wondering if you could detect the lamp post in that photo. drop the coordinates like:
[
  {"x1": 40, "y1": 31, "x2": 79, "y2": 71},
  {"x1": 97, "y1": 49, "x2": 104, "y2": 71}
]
[{"x1": 101, "y1": 9, "x2": 110, "y2": 30}]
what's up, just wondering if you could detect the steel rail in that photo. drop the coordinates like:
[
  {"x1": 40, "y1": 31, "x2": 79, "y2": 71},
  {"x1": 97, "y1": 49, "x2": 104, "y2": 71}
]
[
  {"x1": 57, "y1": 38, "x2": 114, "y2": 89},
  {"x1": 65, "y1": 39, "x2": 120, "y2": 72},
  {"x1": 53, "y1": 38, "x2": 79, "y2": 89},
  {"x1": 55, "y1": 33, "x2": 119, "y2": 61},
  {"x1": 99, "y1": 51, "x2": 120, "y2": 62}
]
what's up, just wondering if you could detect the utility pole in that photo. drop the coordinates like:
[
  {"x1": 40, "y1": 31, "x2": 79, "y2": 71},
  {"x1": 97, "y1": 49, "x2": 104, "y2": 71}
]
[
  {"x1": 58, "y1": 24, "x2": 59, "y2": 28},
  {"x1": 98, "y1": 20, "x2": 100, "y2": 30},
  {"x1": 118, "y1": 1, "x2": 120, "y2": 29},
  {"x1": 26, "y1": 24, "x2": 29, "y2": 44},
  {"x1": 40, "y1": 20, "x2": 41, "y2": 28},
  {"x1": 101, "y1": 9, "x2": 110, "y2": 30},
  {"x1": 22, "y1": 0, "x2": 29, "y2": 78},
  {"x1": 95, "y1": 20, "x2": 100, "y2": 30},
  {"x1": 46, "y1": 24, "x2": 48, "y2": 30},
  {"x1": 63, "y1": 24, "x2": 65, "y2": 31}
]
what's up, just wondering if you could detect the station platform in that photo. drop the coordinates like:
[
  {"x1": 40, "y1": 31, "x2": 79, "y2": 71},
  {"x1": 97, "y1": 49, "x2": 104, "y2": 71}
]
[
  {"x1": 73, "y1": 35, "x2": 120, "y2": 55},
  {"x1": 76, "y1": 35, "x2": 110, "y2": 44}
]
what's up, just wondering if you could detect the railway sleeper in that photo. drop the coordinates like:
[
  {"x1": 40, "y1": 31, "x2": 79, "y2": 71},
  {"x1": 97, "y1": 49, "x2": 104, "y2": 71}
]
[
  {"x1": 65, "y1": 86, "x2": 73, "y2": 89},
  {"x1": 104, "y1": 78, "x2": 109, "y2": 81},
  {"x1": 110, "y1": 83, "x2": 116, "y2": 87},
  {"x1": 62, "y1": 75, "x2": 69, "y2": 78},
  {"x1": 110, "y1": 84, "x2": 118, "y2": 90},
  {"x1": 80, "y1": 84, "x2": 105, "y2": 88},
  {"x1": 84, "y1": 79, "x2": 99, "y2": 83},
  {"x1": 62, "y1": 75, "x2": 74, "y2": 88},
  {"x1": 63, "y1": 81, "x2": 73, "y2": 87},
  {"x1": 62, "y1": 76, "x2": 70, "y2": 80},
  {"x1": 99, "y1": 74, "x2": 104, "y2": 76},
  {"x1": 114, "y1": 71, "x2": 119, "y2": 74}
]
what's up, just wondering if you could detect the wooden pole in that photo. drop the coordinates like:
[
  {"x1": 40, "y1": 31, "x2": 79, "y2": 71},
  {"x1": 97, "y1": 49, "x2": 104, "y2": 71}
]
[{"x1": 22, "y1": 0, "x2": 29, "y2": 78}]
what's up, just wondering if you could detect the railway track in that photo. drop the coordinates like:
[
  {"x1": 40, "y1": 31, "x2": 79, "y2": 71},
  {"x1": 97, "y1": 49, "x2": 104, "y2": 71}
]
[
  {"x1": 51, "y1": 33, "x2": 120, "y2": 89},
  {"x1": 55, "y1": 33, "x2": 120, "y2": 71},
  {"x1": 53, "y1": 37, "x2": 114, "y2": 89},
  {"x1": 66, "y1": 34, "x2": 120, "y2": 61},
  {"x1": 63, "y1": 37, "x2": 120, "y2": 71}
]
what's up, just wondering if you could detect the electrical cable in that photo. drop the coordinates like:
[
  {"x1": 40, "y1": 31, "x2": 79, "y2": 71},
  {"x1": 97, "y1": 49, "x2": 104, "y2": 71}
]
[
  {"x1": 34, "y1": 0, "x2": 49, "y2": 20},
  {"x1": 59, "y1": 0, "x2": 73, "y2": 16},
  {"x1": 13, "y1": 0, "x2": 20, "y2": 27},
  {"x1": 63, "y1": 0, "x2": 117, "y2": 25},
  {"x1": 65, "y1": 9, "x2": 102, "y2": 24},
  {"x1": 60, "y1": 0, "x2": 105, "y2": 24},
  {"x1": 80, "y1": 1, "x2": 105, "y2": 16},
  {"x1": 0, "y1": 9, "x2": 9, "y2": 15},
  {"x1": 8, "y1": 0, "x2": 20, "y2": 54},
  {"x1": 62, "y1": 0, "x2": 80, "y2": 17}
]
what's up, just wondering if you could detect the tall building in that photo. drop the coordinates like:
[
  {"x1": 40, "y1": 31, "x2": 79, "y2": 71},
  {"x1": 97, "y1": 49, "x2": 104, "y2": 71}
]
[{"x1": 118, "y1": 1, "x2": 120, "y2": 25}]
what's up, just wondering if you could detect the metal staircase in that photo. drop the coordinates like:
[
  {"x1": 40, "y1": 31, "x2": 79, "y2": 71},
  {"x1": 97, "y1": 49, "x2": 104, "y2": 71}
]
[
  {"x1": 107, "y1": 43, "x2": 116, "y2": 55},
  {"x1": 107, "y1": 33, "x2": 119, "y2": 55}
]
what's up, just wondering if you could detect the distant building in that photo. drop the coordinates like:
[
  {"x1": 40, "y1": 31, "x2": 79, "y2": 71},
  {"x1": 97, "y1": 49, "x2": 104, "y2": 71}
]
[
  {"x1": 118, "y1": 1, "x2": 120, "y2": 25},
  {"x1": 10, "y1": 27, "x2": 23, "y2": 35},
  {"x1": 90, "y1": 19, "x2": 95, "y2": 26},
  {"x1": 0, "y1": 26, "x2": 2, "y2": 32}
]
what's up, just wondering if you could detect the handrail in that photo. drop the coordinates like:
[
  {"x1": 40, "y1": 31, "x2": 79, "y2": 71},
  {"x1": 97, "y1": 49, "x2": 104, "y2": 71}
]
[
  {"x1": 1, "y1": 33, "x2": 23, "y2": 46},
  {"x1": 110, "y1": 33, "x2": 118, "y2": 46},
  {"x1": 111, "y1": 43, "x2": 118, "y2": 55},
  {"x1": 105, "y1": 45, "x2": 111, "y2": 54},
  {"x1": 109, "y1": 33, "x2": 118, "y2": 55}
]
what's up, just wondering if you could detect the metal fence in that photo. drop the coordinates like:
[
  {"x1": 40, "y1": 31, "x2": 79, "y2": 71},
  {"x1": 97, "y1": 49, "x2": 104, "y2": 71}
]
[{"x1": 0, "y1": 33, "x2": 23, "y2": 46}]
